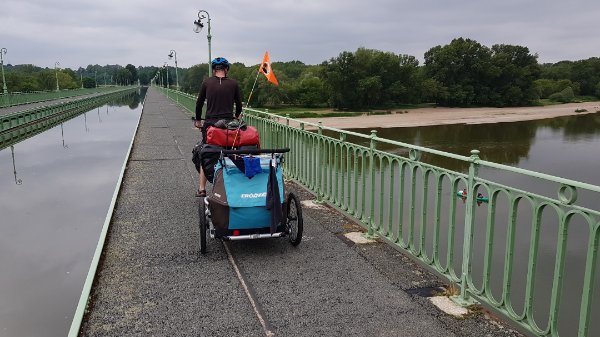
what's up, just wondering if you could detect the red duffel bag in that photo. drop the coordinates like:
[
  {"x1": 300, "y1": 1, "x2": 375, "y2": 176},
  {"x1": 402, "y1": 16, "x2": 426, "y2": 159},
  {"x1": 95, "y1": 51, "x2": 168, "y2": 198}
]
[{"x1": 206, "y1": 126, "x2": 260, "y2": 148}]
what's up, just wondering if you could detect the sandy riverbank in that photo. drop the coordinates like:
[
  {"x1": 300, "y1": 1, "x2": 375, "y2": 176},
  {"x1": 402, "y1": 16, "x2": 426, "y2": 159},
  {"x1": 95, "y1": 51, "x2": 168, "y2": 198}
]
[{"x1": 295, "y1": 101, "x2": 600, "y2": 129}]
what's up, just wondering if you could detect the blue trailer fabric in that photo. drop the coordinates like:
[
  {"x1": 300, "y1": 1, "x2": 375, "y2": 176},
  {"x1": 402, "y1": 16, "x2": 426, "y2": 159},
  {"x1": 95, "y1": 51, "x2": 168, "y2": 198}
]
[
  {"x1": 218, "y1": 157, "x2": 284, "y2": 208},
  {"x1": 229, "y1": 206, "x2": 271, "y2": 229}
]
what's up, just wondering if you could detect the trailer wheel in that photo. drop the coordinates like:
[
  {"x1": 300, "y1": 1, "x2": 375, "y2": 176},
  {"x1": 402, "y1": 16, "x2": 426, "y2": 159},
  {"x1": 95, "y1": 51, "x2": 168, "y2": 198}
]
[
  {"x1": 198, "y1": 199, "x2": 207, "y2": 254},
  {"x1": 286, "y1": 193, "x2": 303, "y2": 246}
]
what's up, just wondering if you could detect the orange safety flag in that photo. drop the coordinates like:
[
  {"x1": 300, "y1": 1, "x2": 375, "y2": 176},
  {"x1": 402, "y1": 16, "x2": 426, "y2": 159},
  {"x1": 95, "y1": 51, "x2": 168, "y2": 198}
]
[{"x1": 259, "y1": 51, "x2": 279, "y2": 86}]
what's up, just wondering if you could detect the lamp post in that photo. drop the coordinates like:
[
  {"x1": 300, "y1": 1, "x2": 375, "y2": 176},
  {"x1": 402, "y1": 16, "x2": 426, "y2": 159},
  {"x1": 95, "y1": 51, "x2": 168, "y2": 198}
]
[
  {"x1": 168, "y1": 50, "x2": 179, "y2": 90},
  {"x1": 79, "y1": 69, "x2": 83, "y2": 89},
  {"x1": 94, "y1": 71, "x2": 97, "y2": 88},
  {"x1": 193, "y1": 10, "x2": 212, "y2": 78},
  {"x1": 54, "y1": 61, "x2": 60, "y2": 92},
  {"x1": 164, "y1": 62, "x2": 169, "y2": 88},
  {"x1": 1, "y1": 47, "x2": 8, "y2": 94}
]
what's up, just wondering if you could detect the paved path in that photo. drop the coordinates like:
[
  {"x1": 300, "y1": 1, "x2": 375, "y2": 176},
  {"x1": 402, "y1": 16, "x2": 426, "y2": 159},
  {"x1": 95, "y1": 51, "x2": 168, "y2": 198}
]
[{"x1": 78, "y1": 88, "x2": 522, "y2": 337}]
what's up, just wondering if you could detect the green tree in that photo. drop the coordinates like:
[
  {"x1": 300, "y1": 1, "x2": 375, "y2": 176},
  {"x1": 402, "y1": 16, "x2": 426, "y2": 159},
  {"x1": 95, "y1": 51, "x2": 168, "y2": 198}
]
[
  {"x1": 115, "y1": 68, "x2": 133, "y2": 85},
  {"x1": 419, "y1": 78, "x2": 446, "y2": 103},
  {"x1": 321, "y1": 51, "x2": 359, "y2": 109},
  {"x1": 37, "y1": 70, "x2": 57, "y2": 91},
  {"x1": 6, "y1": 72, "x2": 38, "y2": 92},
  {"x1": 539, "y1": 58, "x2": 600, "y2": 97},
  {"x1": 82, "y1": 77, "x2": 96, "y2": 88},
  {"x1": 571, "y1": 57, "x2": 600, "y2": 96},
  {"x1": 57, "y1": 71, "x2": 78, "y2": 89},
  {"x1": 294, "y1": 76, "x2": 327, "y2": 107},
  {"x1": 136, "y1": 66, "x2": 159, "y2": 86},
  {"x1": 357, "y1": 75, "x2": 382, "y2": 106},
  {"x1": 424, "y1": 37, "x2": 493, "y2": 106},
  {"x1": 321, "y1": 48, "x2": 425, "y2": 109},
  {"x1": 424, "y1": 38, "x2": 540, "y2": 107},
  {"x1": 125, "y1": 64, "x2": 138, "y2": 83},
  {"x1": 488, "y1": 44, "x2": 540, "y2": 106},
  {"x1": 534, "y1": 79, "x2": 578, "y2": 98},
  {"x1": 540, "y1": 61, "x2": 573, "y2": 80},
  {"x1": 272, "y1": 60, "x2": 306, "y2": 81},
  {"x1": 549, "y1": 86, "x2": 575, "y2": 103},
  {"x1": 180, "y1": 64, "x2": 209, "y2": 93}
]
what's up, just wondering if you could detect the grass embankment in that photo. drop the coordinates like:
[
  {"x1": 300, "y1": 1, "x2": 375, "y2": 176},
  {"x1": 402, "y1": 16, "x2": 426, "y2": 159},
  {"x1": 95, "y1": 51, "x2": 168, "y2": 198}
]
[{"x1": 537, "y1": 96, "x2": 599, "y2": 106}]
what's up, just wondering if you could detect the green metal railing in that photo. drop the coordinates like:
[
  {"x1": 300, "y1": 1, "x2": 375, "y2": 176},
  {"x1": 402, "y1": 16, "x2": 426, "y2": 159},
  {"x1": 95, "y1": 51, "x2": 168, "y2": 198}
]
[
  {"x1": 158, "y1": 87, "x2": 600, "y2": 337},
  {"x1": 0, "y1": 87, "x2": 138, "y2": 133},
  {"x1": 0, "y1": 86, "x2": 119, "y2": 108},
  {"x1": 154, "y1": 86, "x2": 196, "y2": 113}
]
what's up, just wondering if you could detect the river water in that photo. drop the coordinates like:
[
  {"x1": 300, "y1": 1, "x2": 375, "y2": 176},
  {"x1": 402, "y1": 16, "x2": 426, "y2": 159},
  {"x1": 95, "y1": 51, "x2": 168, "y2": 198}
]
[{"x1": 0, "y1": 89, "x2": 145, "y2": 337}]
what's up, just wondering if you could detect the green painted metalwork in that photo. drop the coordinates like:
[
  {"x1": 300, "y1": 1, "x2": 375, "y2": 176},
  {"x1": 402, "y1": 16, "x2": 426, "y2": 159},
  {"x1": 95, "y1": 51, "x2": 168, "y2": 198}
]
[
  {"x1": 0, "y1": 86, "x2": 122, "y2": 109},
  {"x1": 0, "y1": 87, "x2": 138, "y2": 134},
  {"x1": 1, "y1": 47, "x2": 8, "y2": 95},
  {"x1": 158, "y1": 88, "x2": 600, "y2": 337},
  {"x1": 194, "y1": 10, "x2": 212, "y2": 78},
  {"x1": 55, "y1": 61, "x2": 61, "y2": 92}
]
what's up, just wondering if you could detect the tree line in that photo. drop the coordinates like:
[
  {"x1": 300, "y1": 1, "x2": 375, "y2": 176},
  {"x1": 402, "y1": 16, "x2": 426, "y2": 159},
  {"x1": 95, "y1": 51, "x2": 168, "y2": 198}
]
[
  {"x1": 1, "y1": 63, "x2": 142, "y2": 92},
  {"x1": 2, "y1": 37, "x2": 600, "y2": 108},
  {"x1": 172, "y1": 37, "x2": 600, "y2": 108}
]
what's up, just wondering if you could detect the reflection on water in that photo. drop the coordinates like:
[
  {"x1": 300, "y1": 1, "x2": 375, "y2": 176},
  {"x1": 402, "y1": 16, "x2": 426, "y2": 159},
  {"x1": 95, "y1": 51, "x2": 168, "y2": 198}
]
[{"x1": 0, "y1": 88, "x2": 145, "y2": 337}]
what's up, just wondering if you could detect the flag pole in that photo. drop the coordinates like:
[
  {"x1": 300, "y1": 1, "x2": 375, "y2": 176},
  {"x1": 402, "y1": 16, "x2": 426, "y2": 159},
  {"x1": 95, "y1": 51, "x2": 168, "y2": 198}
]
[
  {"x1": 245, "y1": 69, "x2": 261, "y2": 109},
  {"x1": 234, "y1": 66, "x2": 262, "y2": 148}
]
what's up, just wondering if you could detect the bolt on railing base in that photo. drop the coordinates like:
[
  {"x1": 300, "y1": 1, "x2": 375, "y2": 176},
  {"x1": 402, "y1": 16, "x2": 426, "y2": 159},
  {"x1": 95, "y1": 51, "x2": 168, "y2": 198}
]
[{"x1": 450, "y1": 294, "x2": 479, "y2": 307}]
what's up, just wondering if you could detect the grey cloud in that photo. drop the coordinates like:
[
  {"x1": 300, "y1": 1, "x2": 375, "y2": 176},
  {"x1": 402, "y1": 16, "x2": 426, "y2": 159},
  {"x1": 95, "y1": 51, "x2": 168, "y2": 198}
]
[{"x1": 1, "y1": 0, "x2": 598, "y2": 69}]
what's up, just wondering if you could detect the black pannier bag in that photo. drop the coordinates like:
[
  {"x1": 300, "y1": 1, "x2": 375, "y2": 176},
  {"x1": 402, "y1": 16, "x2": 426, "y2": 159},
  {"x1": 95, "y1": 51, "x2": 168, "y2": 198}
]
[{"x1": 197, "y1": 144, "x2": 223, "y2": 182}]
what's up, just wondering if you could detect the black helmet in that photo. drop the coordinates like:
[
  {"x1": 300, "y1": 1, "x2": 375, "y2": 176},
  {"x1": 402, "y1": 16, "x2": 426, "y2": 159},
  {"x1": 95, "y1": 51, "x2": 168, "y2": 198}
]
[{"x1": 211, "y1": 57, "x2": 230, "y2": 70}]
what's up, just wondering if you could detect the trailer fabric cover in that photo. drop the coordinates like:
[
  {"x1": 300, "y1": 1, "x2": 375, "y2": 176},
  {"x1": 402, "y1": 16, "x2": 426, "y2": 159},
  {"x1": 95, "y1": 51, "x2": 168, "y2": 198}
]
[{"x1": 209, "y1": 157, "x2": 284, "y2": 232}]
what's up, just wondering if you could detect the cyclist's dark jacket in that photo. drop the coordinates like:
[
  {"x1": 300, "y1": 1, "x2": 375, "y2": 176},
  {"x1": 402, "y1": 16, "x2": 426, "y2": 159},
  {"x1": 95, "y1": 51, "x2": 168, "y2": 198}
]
[{"x1": 195, "y1": 76, "x2": 243, "y2": 121}]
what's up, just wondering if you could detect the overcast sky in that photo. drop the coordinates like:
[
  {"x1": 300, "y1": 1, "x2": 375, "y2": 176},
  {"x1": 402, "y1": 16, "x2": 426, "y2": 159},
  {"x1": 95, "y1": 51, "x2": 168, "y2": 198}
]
[{"x1": 1, "y1": 0, "x2": 599, "y2": 70}]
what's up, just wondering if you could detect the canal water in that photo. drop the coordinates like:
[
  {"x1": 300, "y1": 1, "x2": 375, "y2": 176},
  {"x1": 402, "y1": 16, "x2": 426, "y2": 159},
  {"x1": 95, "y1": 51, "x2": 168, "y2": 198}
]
[
  {"x1": 0, "y1": 89, "x2": 145, "y2": 337},
  {"x1": 339, "y1": 112, "x2": 600, "y2": 336}
]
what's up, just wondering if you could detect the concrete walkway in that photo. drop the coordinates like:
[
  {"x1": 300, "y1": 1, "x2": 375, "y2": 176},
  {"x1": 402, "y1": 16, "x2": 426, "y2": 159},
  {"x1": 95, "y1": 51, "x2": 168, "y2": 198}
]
[{"x1": 78, "y1": 88, "x2": 522, "y2": 337}]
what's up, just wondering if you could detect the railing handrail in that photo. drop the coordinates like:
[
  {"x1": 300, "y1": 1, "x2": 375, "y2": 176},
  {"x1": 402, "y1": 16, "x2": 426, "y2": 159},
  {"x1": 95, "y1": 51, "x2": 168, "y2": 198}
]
[
  {"x1": 1, "y1": 86, "x2": 133, "y2": 117},
  {"x1": 0, "y1": 86, "x2": 132, "y2": 109}
]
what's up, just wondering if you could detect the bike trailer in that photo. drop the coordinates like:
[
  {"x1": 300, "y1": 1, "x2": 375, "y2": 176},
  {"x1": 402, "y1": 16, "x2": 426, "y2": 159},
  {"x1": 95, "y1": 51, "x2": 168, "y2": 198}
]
[{"x1": 207, "y1": 155, "x2": 285, "y2": 238}]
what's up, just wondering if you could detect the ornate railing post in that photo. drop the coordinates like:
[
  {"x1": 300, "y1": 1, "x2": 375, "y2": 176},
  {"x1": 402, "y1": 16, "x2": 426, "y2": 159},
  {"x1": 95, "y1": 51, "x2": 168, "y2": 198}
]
[
  {"x1": 299, "y1": 122, "x2": 306, "y2": 185},
  {"x1": 285, "y1": 113, "x2": 290, "y2": 153},
  {"x1": 365, "y1": 130, "x2": 378, "y2": 238},
  {"x1": 315, "y1": 121, "x2": 324, "y2": 202},
  {"x1": 454, "y1": 149, "x2": 480, "y2": 305}
]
